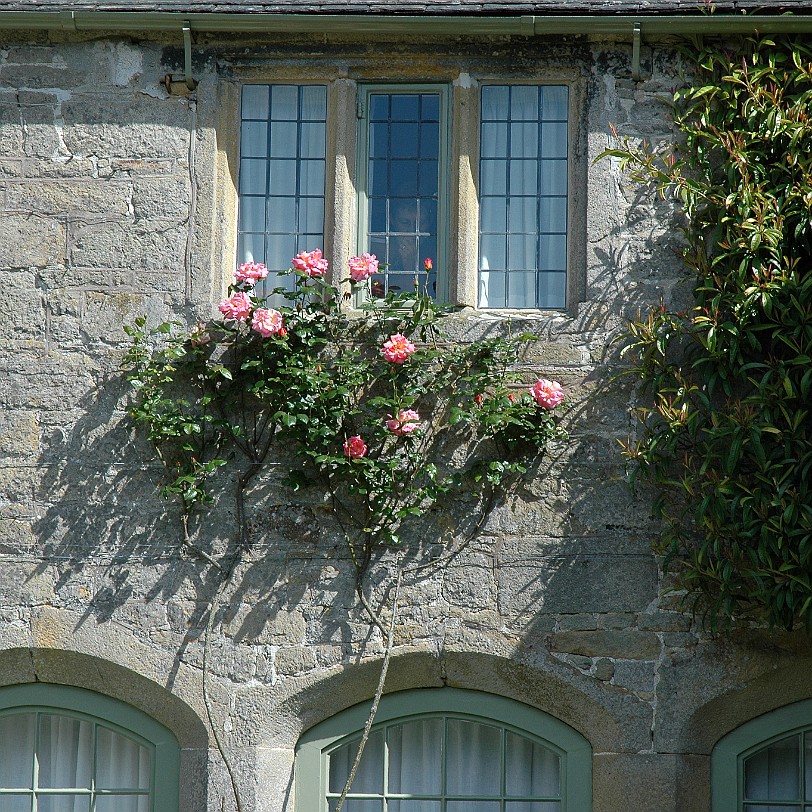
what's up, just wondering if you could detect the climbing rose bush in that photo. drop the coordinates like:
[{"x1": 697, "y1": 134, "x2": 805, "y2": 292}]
[
  {"x1": 125, "y1": 250, "x2": 568, "y2": 556},
  {"x1": 529, "y1": 379, "x2": 565, "y2": 410}
]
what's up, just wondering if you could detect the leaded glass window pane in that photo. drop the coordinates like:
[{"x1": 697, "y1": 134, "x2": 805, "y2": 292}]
[{"x1": 479, "y1": 85, "x2": 568, "y2": 309}]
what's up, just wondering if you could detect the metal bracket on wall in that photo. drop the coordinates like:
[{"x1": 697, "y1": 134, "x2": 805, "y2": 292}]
[
  {"x1": 163, "y1": 21, "x2": 199, "y2": 95},
  {"x1": 632, "y1": 21, "x2": 642, "y2": 81}
]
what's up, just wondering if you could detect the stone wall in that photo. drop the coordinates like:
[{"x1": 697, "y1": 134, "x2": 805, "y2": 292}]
[{"x1": 1, "y1": 26, "x2": 810, "y2": 812}]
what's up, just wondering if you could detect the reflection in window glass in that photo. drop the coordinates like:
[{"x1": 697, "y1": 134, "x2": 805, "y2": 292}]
[
  {"x1": 238, "y1": 84, "x2": 327, "y2": 296},
  {"x1": 479, "y1": 85, "x2": 568, "y2": 309},
  {"x1": 326, "y1": 715, "x2": 561, "y2": 808},
  {"x1": 363, "y1": 91, "x2": 441, "y2": 298}
]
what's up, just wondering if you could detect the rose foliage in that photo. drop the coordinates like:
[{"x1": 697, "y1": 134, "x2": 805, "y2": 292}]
[
  {"x1": 604, "y1": 35, "x2": 812, "y2": 630},
  {"x1": 124, "y1": 256, "x2": 566, "y2": 575}
]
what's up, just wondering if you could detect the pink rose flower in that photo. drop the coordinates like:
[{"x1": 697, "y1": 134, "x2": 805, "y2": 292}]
[
  {"x1": 189, "y1": 321, "x2": 211, "y2": 347},
  {"x1": 423, "y1": 257, "x2": 433, "y2": 272},
  {"x1": 291, "y1": 248, "x2": 329, "y2": 278},
  {"x1": 529, "y1": 379, "x2": 565, "y2": 410},
  {"x1": 343, "y1": 435, "x2": 368, "y2": 459},
  {"x1": 251, "y1": 308, "x2": 284, "y2": 338},
  {"x1": 234, "y1": 261, "x2": 268, "y2": 286},
  {"x1": 348, "y1": 253, "x2": 379, "y2": 283},
  {"x1": 385, "y1": 409, "x2": 421, "y2": 436},
  {"x1": 381, "y1": 333, "x2": 416, "y2": 364},
  {"x1": 218, "y1": 291, "x2": 253, "y2": 322}
]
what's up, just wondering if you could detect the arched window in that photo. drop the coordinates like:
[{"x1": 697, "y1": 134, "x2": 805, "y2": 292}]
[
  {"x1": 0, "y1": 683, "x2": 180, "y2": 812},
  {"x1": 712, "y1": 698, "x2": 812, "y2": 812},
  {"x1": 296, "y1": 688, "x2": 592, "y2": 811}
]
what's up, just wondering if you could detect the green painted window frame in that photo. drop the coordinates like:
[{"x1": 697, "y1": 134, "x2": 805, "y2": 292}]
[
  {"x1": 295, "y1": 688, "x2": 592, "y2": 811},
  {"x1": 712, "y1": 698, "x2": 812, "y2": 812},
  {"x1": 355, "y1": 83, "x2": 452, "y2": 303},
  {"x1": 0, "y1": 683, "x2": 180, "y2": 812}
]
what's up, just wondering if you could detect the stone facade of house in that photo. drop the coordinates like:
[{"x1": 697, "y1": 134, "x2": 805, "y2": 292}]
[{"x1": 1, "y1": 14, "x2": 811, "y2": 812}]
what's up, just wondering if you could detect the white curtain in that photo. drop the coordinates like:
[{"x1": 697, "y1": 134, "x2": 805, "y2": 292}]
[
  {"x1": 744, "y1": 734, "x2": 800, "y2": 801},
  {"x1": 0, "y1": 713, "x2": 36, "y2": 789}
]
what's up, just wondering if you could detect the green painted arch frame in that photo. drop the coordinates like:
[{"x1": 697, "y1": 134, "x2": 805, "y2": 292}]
[
  {"x1": 711, "y1": 697, "x2": 812, "y2": 812},
  {"x1": 295, "y1": 687, "x2": 592, "y2": 811},
  {"x1": 0, "y1": 682, "x2": 180, "y2": 812}
]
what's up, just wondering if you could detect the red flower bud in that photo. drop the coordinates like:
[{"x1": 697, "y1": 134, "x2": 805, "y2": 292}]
[
  {"x1": 278, "y1": 327, "x2": 288, "y2": 338},
  {"x1": 475, "y1": 394, "x2": 484, "y2": 405}
]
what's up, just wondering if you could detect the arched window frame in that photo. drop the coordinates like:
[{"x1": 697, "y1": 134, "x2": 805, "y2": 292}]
[
  {"x1": 0, "y1": 682, "x2": 180, "y2": 812},
  {"x1": 712, "y1": 698, "x2": 812, "y2": 812},
  {"x1": 295, "y1": 687, "x2": 592, "y2": 811}
]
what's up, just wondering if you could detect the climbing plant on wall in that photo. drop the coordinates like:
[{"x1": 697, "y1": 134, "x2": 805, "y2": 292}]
[{"x1": 605, "y1": 35, "x2": 812, "y2": 631}]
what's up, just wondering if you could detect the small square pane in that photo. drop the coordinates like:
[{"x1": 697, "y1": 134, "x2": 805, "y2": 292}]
[
  {"x1": 369, "y1": 198, "x2": 387, "y2": 233},
  {"x1": 507, "y1": 272, "x2": 536, "y2": 308},
  {"x1": 370, "y1": 123, "x2": 389, "y2": 158},
  {"x1": 95, "y1": 795, "x2": 150, "y2": 812},
  {"x1": 239, "y1": 159, "x2": 268, "y2": 195},
  {"x1": 419, "y1": 123, "x2": 439, "y2": 158},
  {"x1": 446, "y1": 720, "x2": 501, "y2": 795},
  {"x1": 266, "y1": 197, "x2": 296, "y2": 231},
  {"x1": 419, "y1": 199, "x2": 438, "y2": 234},
  {"x1": 539, "y1": 235, "x2": 567, "y2": 271},
  {"x1": 391, "y1": 124, "x2": 419, "y2": 158},
  {"x1": 511, "y1": 86, "x2": 540, "y2": 120},
  {"x1": 299, "y1": 161, "x2": 325, "y2": 197},
  {"x1": 238, "y1": 232, "x2": 265, "y2": 265},
  {"x1": 300, "y1": 198, "x2": 325, "y2": 234},
  {"x1": 480, "y1": 160, "x2": 507, "y2": 196},
  {"x1": 505, "y1": 732, "x2": 560, "y2": 796},
  {"x1": 389, "y1": 236, "x2": 417, "y2": 272},
  {"x1": 238, "y1": 197, "x2": 266, "y2": 233},
  {"x1": 241, "y1": 85, "x2": 269, "y2": 120},
  {"x1": 37, "y1": 796, "x2": 90, "y2": 812},
  {"x1": 509, "y1": 234, "x2": 536, "y2": 269},
  {"x1": 480, "y1": 198, "x2": 507, "y2": 233},
  {"x1": 389, "y1": 803, "x2": 441, "y2": 812},
  {"x1": 480, "y1": 270, "x2": 506, "y2": 308},
  {"x1": 418, "y1": 236, "x2": 437, "y2": 269},
  {"x1": 539, "y1": 161, "x2": 568, "y2": 196},
  {"x1": 480, "y1": 235, "x2": 506, "y2": 270},
  {"x1": 506, "y1": 804, "x2": 561, "y2": 812},
  {"x1": 390, "y1": 198, "x2": 417, "y2": 233},
  {"x1": 269, "y1": 122, "x2": 297, "y2": 158},
  {"x1": 387, "y1": 273, "x2": 416, "y2": 293},
  {"x1": 369, "y1": 160, "x2": 389, "y2": 196},
  {"x1": 509, "y1": 198, "x2": 538, "y2": 233},
  {"x1": 266, "y1": 234, "x2": 297, "y2": 270},
  {"x1": 481, "y1": 122, "x2": 508, "y2": 158},
  {"x1": 390, "y1": 161, "x2": 418, "y2": 197},
  {"x1": 330, "y1": 801, "x2": 381, "y2": 812},
  {"x1": 370, "y1": 95, "x2": 389, "y2": 121},
  {"x1": 541, "y1": 86, "x2": 568, "y2": 121},
  {"x1": 96, "y1": 729, "x2": 150, "y2": 790},
  {"x1": 481, "y1": 86, "x2": 509, "y2": 121},
  {"x1": 269, "y1": 85, "x2": 298, "y2": 120},
  {"x1": 509, "y1": 160, "x2": 538, "y2": 195},
  {"x1": 241, "y1": 121, "x2": 268, "y2": 158},
  {"x1": 539, "y1": 197, "x2": 567, "y2": 233},
  {"x1": 538, "y1": 272, "x2": 567, "y2": 309},
  {"x1": 391, "y1": 95, "x2": 419, "y2": 121},
  {"x1": 0, "y1": 796, "x2": 30, "y2": 812},
  {"x1": 388, "y1": 719, "x2": 443, "y2": 793},
  {"x1": 541, "y1": 123, "x2": 568, "y2": 159},
  {"x1": 510, "y1": 123, "x2": 538, "y2": 158},
  {"x1": 267, "y1": 160, "x2": 296, "y2": 196},
  {"x1": 421, "y1": 94, "x2": 440, "y2": 121},
  {"x1": 419, "y1": 161, "x2": 438, "y2": 197},
  {"x1": 328, "y1": 731, "x2": 384, "y2": 794},
  {"x1": 448, "y1": 803, "x2": 499, "y2": 812},
  {"x1": 0, "y1": 713, "x2": 35, "y2": 788},
  {"x1": 745, "y1": 735, "x2": 801, "y2": 801},
  {"x1": 301, "y1": 86, "x2": 326, "y2": 120},
  {"x1": 38, "y1": 716, "x2": 92, "y2": 789},
  {"x1": 300, "y1": 123, "x2": 326, "y2": 159}
]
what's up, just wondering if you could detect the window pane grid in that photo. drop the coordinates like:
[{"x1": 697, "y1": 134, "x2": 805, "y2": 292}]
[
  {"x1": 0, "y1": 711, "x2": 153, "y2": 811},
  {"x1": 363, "y1": 91, "x2": 441, "y2": 298},
  {"x1": 743, "y1": 732, "x2": 808, "y2": 808},
  {"x1": 239, "y1": 84, "x2": 327, "y2": 294},
  {"x1": 327, "y1": 715, "x2": 562, "y2": 806},
  {"x1": 479, "y1": 85, "x2": 568, "y2": 309}
]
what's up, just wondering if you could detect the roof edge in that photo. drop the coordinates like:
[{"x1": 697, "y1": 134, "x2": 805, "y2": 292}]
[{"x1": 1, "y1": 10, "x2": 812, "y2": 35}]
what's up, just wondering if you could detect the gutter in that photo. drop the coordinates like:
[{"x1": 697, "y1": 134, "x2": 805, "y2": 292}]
[{"x1": 1, "y1": 10, "x2": 812, "y2": 37}]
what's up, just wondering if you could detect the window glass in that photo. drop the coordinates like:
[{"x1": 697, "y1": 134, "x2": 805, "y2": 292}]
[
  {"x1": 479, "y1": 85, "x2": 568, "y2": 309},
  {"x1": 326, "y1": 715, "x2": 561, "y2": 807},
  {"x1": 238, "y1": 84, "x2": 327, "y2": 294},
  {"x1": 361, "y1": 89, "x2": 442, "y2": 298}
]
